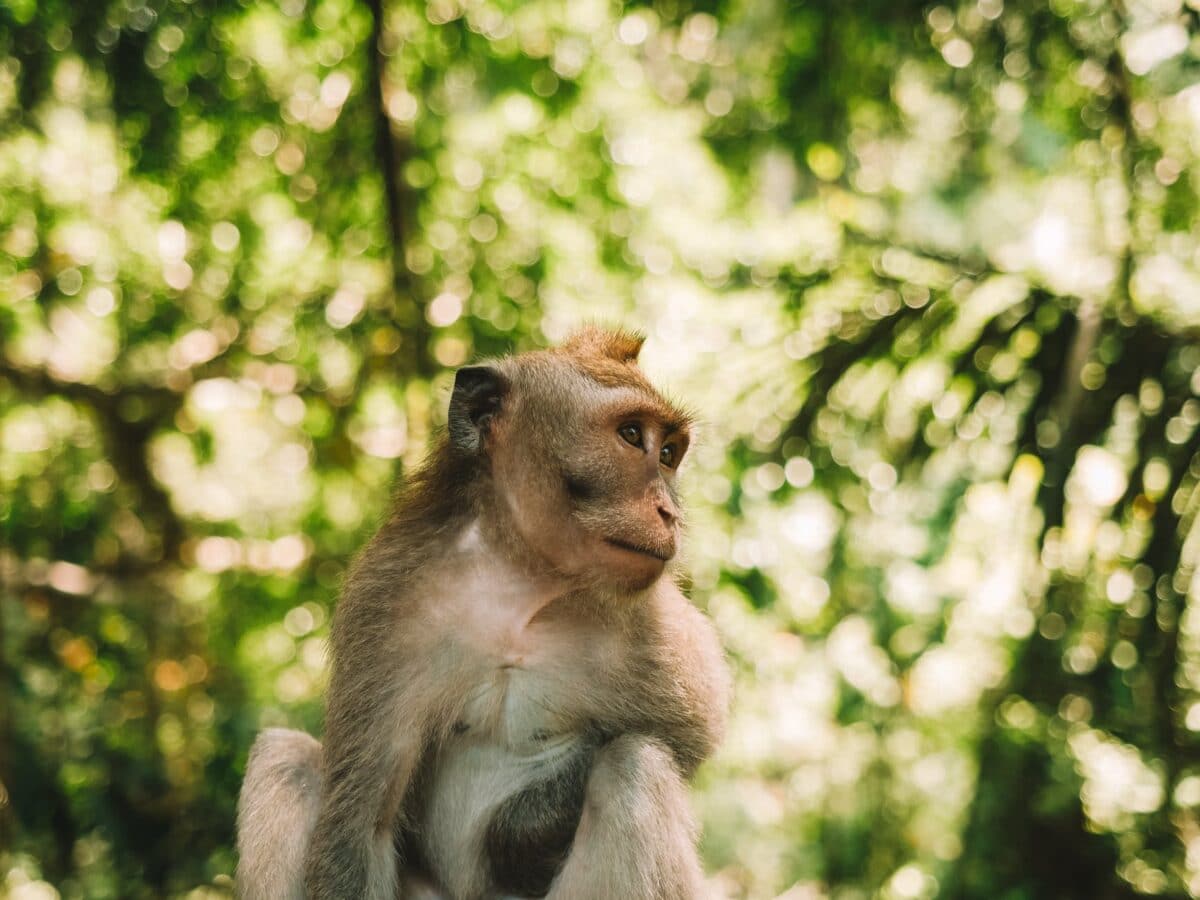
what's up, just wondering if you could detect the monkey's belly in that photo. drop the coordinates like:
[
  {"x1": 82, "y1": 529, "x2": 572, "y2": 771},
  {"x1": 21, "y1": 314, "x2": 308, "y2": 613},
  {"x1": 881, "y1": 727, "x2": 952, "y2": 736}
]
[
  {"x1": 484, "y1": 739, "x2": 594, "y2": 897},
  {"x1": 418, "y1": 735, "x2": 591, "y2": 899}
]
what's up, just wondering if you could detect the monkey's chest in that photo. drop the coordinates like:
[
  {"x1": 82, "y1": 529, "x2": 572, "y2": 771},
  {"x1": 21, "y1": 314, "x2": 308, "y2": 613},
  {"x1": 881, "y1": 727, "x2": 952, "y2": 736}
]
[
  {"x1": 451, "y1": 612, "x2": 612, "y2": 747},
  {"x1": 455, "y1": 666, "x2": 569, "y2": 749}
]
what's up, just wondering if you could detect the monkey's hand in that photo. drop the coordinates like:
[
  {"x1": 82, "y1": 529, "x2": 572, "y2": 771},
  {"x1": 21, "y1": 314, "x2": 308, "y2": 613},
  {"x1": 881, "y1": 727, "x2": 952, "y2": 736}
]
[{"x1": 402, "y1": 871, "x2": 451, "y2": 900}]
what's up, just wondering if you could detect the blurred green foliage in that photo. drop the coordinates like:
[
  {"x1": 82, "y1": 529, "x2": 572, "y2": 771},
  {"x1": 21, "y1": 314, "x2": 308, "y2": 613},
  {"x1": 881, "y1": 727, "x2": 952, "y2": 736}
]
[{"x1": 2, "y1": 0, "x2": 1200, "y2": 897}]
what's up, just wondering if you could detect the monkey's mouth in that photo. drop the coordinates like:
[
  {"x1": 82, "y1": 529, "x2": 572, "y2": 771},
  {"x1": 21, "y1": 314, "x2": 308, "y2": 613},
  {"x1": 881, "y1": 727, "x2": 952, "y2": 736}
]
[{"x1": 604, "y1": 538, "x2": 673, "y2": 562}]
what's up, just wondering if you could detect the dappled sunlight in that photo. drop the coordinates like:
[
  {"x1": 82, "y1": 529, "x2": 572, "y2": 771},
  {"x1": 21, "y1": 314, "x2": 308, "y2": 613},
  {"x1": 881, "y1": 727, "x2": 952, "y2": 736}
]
[{"x1": 3, "y1": 0, "x2": 1200, "y2": 898}]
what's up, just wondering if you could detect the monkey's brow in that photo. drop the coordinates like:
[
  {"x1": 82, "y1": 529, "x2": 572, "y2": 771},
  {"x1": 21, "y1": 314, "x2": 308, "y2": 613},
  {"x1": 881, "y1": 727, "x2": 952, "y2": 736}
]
[
  {"x1": 661, "y1": 411, "x2": 693, "y2": 435},
  {"x1": 617, "y1": 400, "x2": 692, "y2": 435}
]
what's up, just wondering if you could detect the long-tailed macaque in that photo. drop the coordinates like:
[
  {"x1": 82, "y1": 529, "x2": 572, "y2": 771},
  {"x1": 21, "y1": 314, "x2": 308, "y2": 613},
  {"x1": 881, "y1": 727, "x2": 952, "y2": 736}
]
[{"x1": 236, "y1": 327, "x2": 731, "y2": 899}]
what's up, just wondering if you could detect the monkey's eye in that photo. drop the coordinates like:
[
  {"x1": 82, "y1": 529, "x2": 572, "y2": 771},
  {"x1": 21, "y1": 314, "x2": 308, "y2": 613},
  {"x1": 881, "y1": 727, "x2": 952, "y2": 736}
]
[
  {"x1": 660, "y1": 443, "x2": 681, "y2": 469},
  {"x1": 618, "y1": 423, "x2": 644, "y2": 448}
]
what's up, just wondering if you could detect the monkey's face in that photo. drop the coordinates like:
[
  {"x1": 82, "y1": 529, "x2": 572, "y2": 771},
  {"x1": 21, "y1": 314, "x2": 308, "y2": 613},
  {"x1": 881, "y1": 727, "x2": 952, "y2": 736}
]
[
  {"x1": 492, "y1": 374, "x2": 691, "y2": 592},
  {"x1": 449, "y1": 337, "x2": 693, "y2": 592}
]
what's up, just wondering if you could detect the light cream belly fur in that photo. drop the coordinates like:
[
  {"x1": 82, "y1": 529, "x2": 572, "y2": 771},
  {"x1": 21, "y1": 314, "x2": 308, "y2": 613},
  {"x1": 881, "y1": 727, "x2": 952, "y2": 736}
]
[{"x1": 418, "y1": 667, "x2": 586, "y2": 899}]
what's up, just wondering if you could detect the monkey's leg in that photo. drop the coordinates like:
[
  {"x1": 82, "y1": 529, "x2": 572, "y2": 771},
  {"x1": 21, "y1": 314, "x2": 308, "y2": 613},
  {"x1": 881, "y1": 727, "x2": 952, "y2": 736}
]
[
  {"x1": 236, "y1": 728, "x2": 324, "y2": 900},
  {"x1": 546, "y1": 734, "x2": 707, "y2": 900}
]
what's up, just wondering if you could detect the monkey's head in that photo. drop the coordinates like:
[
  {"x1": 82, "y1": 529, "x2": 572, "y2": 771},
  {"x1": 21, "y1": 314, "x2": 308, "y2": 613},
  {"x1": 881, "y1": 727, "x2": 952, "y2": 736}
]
[{"x1": 448, "y1": 327, "x2": 691, "y2": 591}]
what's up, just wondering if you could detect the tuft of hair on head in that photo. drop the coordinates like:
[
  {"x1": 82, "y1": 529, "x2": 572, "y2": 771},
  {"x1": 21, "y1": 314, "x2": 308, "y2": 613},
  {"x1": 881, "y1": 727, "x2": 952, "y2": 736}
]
[{"x1": 557, "y1": 326, "x2": 645, "y2": 366}]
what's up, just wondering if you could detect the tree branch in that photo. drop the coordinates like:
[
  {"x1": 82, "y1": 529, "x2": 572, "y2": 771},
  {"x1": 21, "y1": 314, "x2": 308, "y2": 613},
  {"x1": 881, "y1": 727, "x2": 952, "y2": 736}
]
[
  {"x1": 363, "y1": 0, "x2": 431, "y2": 377},
  {"x1": 0, "y1": 360, "x2": 186, "y2": 564}
]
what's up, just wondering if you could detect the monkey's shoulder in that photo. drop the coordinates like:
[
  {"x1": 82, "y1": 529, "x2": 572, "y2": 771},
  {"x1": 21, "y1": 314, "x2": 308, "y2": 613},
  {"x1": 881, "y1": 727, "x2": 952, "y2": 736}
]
[{"x1": 642, "y1": 581, "x2": 724, "y2": 650}]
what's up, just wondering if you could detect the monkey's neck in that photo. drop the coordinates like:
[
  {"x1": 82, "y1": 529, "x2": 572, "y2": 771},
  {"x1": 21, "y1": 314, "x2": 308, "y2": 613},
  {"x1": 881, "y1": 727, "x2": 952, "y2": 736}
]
[
  {"x1": 450, "y1": 516, "x2": 570, "y2": 628},
  {"x1": 471, "y1": 497, "x2": 569, "y2": 583},
  {"x1": 452, "y1": 508, "x2": 657, "y2": 630}
]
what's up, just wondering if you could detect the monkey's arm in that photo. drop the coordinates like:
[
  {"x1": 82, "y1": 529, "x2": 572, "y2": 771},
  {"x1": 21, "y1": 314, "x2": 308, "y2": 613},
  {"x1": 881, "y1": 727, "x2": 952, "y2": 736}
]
[
  {"x1": 543, "y1": 594, "x2": 726, "y2": 900},
  {"x1": 547, "y1": 733, "x2": 706, "y2": 900},
  {"x1": 638, "y1": 585, "x2": 731, "y2": 778},
  {"x1": 303, "y1": 571, "x2": 455, "y2": 900},
  {"x1": 303, "y1": 665, "x2": 427, "y2": 900}
]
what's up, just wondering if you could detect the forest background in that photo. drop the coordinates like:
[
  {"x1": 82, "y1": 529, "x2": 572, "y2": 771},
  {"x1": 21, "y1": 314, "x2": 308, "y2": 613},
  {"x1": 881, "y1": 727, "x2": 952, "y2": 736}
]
[{"x1": 2, "y1": 0, "x2": 1200, "y2": 897}]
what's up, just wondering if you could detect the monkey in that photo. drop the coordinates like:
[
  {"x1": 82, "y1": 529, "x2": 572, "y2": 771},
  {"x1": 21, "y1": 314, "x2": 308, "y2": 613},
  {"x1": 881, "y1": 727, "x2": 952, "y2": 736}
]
[{"x1": 236, "y1": 327, "x2": 731, "y2": 900}]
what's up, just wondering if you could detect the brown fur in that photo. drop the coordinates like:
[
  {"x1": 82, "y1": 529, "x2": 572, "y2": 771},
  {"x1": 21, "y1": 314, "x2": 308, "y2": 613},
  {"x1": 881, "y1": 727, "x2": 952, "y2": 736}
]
[{"x1": 236, "y1": 330, "x2": 730, "y2": 900}]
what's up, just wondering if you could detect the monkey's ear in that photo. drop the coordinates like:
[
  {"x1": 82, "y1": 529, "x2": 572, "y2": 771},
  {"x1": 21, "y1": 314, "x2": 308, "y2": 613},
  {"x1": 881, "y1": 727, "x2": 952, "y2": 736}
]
[{"x1": 449, "y1": 365, "x2": 507, "y2": 452}]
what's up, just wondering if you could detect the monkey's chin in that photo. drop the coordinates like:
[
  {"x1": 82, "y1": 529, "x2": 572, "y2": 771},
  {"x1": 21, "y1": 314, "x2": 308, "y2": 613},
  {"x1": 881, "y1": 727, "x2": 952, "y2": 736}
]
[
  {"x1": 603, "y1": 537, "x2": 672, "y2": 561},
  {"x1": 600, "y1": 539, "x2": 671, "y2": 590}
]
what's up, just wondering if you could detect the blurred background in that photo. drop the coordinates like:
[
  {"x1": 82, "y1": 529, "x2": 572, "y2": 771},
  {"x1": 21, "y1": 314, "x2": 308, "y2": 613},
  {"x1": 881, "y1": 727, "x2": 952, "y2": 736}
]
[{"x1": 1, "y1": 0, "x2": 1199, "y2": 897}]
